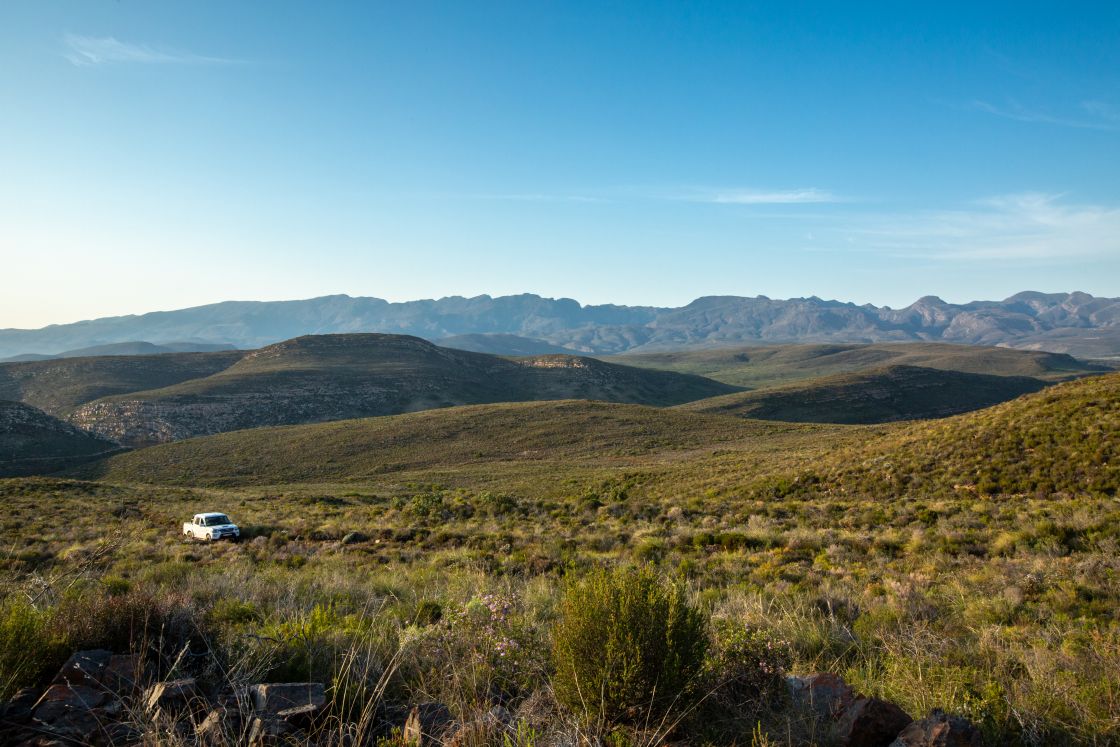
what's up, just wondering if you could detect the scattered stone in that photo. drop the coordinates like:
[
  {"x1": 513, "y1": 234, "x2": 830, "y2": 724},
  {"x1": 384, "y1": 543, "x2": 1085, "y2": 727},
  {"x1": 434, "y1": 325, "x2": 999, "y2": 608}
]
[
  {"x1": 788, "y1": 672, "x2": 856, "y2": 718},
  {"x1": 1, "y1": 687, "x2": 40, "y2": 724},
  {"x1": 17, "y1": 650, "x2": 147, "y2": 742},
  {"x1": 37, "y1": 704, "x2": 103, "y2": 740},
  {"x1": 53, "y1": 650, "x2": 114, "y2": 690},
  {"x1": 276, "y1": 702, "x2": 321, "y2": 730},
  {"x1": 248, "y1": 715, "x2": 293, "y2": 746},
  {"x1": 788, "y1": 672, "x2": 913, "y2": 747},
  {"x1": 402, "y1": 702, "x2": 454, "y2": 746},
  {"x1": 103, "y1": 654, "x2": 145, "y2": 696},
  {"x1": 33, "y1": 682, "x2": 109, "y2": 725},
  {"x1": 144, "y1": 677, "x2": 198, "y2": 717},
  {"x1": 248, "y1": 682, "x2": 326, "y2": 715},
  {"x1": 196, "y1": 707, "x2": 246, "y2": 745},
  {"x1": 102, "y1": 721, "x2": 143, "y2": 744},
  {"x1": 836, "y1": 696, "x2": 913, "y2": 747},
  {"x1": 889, "y1": 709, "x2": 983, "y2": 747}
]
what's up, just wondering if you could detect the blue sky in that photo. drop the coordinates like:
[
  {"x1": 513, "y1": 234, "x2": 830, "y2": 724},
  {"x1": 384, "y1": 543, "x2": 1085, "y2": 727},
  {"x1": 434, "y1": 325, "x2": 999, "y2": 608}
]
[{"x1": 1, "y1": 1, "x2": 1118, "y2": 328}]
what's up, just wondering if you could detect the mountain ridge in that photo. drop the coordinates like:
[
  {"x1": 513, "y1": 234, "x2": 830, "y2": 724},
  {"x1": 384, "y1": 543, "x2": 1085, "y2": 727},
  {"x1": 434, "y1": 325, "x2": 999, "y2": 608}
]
[{"x1": 3, "y1": 291, "x2": 1119, "y2": 359}]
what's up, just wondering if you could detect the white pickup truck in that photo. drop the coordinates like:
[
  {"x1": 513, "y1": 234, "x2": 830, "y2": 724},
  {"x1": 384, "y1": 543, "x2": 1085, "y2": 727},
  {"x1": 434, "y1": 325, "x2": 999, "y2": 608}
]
[{"x1": 183, "y1": 512, "x2": 240, "y2": 541}]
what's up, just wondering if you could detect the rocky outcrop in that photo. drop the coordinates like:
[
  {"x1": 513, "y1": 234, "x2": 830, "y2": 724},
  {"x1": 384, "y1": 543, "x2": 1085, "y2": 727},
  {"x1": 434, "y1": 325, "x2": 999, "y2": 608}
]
[
  {"x1": 787, "y1": 672, "x2": 914, "y2": 747},
  {"x1": 0, "y1": 649, "x2": 329, "y2": 747},
  {"x1": 144, "y1": 677, "x2": 198, "y2": 719},
  {"x1": 2, "y1": 650, "x2": 145, "y2": 744}
]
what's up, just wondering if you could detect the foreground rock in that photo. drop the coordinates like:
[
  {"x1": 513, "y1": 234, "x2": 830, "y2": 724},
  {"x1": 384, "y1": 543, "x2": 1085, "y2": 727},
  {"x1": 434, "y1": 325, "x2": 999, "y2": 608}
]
[
  {"x1": 244, "y1": 682, "x2": 327, "y2": 745},
  {"x1": 788, "y1": 672, "x2": 913, "y2": 747},
  {"x1": 22, "y1": 650, "x2": 144, "y2": 743},
  {"x1": 890, "y1": 709, "x2": 983, "y2": 746},
  {"x1": 0, "y1": 648, "x2": 333, "y2": 746},
  {"x1": 144, "y1": 676, "x2": 198, "y2": 719}
]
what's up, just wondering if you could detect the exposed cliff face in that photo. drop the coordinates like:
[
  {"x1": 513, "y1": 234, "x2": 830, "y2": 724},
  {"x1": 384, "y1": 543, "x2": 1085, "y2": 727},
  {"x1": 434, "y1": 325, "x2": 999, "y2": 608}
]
[{"x1": 67, "y1": 335, "x2": 737, "y2": 446}]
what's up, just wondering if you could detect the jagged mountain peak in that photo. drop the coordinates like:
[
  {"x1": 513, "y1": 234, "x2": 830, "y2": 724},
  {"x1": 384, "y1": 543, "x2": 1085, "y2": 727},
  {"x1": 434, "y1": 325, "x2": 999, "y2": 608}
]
[{"x1": 1, "y1": 292, "x2": 1117, "y2": 360}]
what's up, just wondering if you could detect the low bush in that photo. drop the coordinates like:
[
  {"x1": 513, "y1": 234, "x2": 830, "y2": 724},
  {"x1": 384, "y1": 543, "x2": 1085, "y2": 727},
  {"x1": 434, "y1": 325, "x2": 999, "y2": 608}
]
[
  {"x1": 0, "y1": 600, "x2": 60, "y2": 700},
  {"x1": 704, "y1": 622, "x2": 791, "y2": 715},
  {"x1": 551, "y1": 565, "x2": 708, "y2": 727}
]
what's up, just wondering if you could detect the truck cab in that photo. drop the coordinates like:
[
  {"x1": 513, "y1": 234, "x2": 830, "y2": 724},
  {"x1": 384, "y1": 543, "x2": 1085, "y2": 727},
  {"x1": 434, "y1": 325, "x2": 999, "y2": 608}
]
[{"x1": 183, "y1": 512, "x2": 240, "y2": 541}]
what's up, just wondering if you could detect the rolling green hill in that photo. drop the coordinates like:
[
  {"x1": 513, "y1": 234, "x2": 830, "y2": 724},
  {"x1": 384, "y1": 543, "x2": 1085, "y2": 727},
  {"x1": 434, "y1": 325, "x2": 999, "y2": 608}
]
[
  {"x1": 0, "y1": 350, "x2": 245, "y2": 415},
  {"x1": 606, "y1": 342, "x2": 1104, "y2": 389},
  {"x1": 679, "y1": 364, "x2": 1048, "y2": 424},
  {"x1": 74, "y1": 399, "x2": 810, "y2": 486},
  {"x1": 0, "y1": 340, "x2": 236, "y2": 363},
  {"x1": 759, "y1": 371, "x2": 1120, "y2": 499},
  {"x1": 0, "y1": 400, "x2": 121, "y2": 477},
  {"x1": 68, "y1": 334, "x2": 738, "y2": 446},
  {"x1": 435, "y1": 333, "x2": 577, "y2": 355}
]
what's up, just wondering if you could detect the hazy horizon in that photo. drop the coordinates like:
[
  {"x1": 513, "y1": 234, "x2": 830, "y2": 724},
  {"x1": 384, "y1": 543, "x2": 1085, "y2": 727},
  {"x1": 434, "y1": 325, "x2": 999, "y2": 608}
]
[
  {"x1": 2, "y1": 2, "x2": 1118, "y2": 328},
  {"x1": 5, "y1": 287, "x2": 1117, "y2": 333}
]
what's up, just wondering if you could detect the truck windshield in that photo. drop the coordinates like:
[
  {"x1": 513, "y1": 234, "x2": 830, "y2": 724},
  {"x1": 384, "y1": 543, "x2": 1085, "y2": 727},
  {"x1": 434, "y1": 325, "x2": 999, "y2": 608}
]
[{"x1": 204, "y1": 515, "x2": 231, "y2": 526}]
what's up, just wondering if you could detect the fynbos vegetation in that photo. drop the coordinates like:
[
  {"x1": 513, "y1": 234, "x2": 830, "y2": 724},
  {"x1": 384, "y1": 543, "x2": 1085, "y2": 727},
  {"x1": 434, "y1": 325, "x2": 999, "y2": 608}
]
[{"x1": 0, "y1": 371, "x2": 1116, "y2": 744}]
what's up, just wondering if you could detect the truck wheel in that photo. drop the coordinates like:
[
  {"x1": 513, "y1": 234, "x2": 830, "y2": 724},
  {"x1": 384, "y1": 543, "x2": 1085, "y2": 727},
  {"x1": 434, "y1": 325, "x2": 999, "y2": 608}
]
[{"x1": 205, "y1": 534, "x2": 213, "y2": 541}]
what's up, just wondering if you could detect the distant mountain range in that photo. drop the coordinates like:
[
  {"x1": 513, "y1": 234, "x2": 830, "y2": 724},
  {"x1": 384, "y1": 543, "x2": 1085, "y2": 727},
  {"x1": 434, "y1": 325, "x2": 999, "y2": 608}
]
[{"x1": 2, "y1": 291, "x2": 1118, "y2": 360}]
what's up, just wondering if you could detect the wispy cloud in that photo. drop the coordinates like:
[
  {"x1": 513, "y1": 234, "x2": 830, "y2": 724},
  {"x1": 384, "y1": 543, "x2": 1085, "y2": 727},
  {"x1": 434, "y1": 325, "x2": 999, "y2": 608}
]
[
  {"x1": 847, "y1": 193, "x2": 1120, "y2": 261},
  {"x1": 63, "y1": 34, "x2": 242, "y2": 67},
  {"x1": 969, "y1": 99, "x2": 1119, "y2": 131},
  {"x1": 711, "y1": 188, "x2": 841, "y2": 205},
  {"x1": 681, "y1": 187, "x2": 843, "y2": 205},
  {"x1": 456, "y1": 186, "x2": 847, "y2": 206},
  {"x1": 464, "y1": 192, "x2": 605, "y2": 203},
  {"x1": 1081, "y1": 100, "x2": 1120, "y2": 123}
]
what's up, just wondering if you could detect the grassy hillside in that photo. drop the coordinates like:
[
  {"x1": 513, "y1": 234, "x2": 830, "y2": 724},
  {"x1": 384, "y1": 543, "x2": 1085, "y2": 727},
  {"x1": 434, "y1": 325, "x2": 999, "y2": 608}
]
[
  {"x1": 606, "y1": 341, "x2": 1103, "y2": 388},
  {"x1": 75, "y1": 399, "x2": 826, "y2": 486},
  {"x1": 679, "y1": 364, "x2": 1047, "y2": 423},
  {"x1": 0, "y1": 350, "x2": 245, "y2": 415},
  {"x1": 0, "y1": 401, "x2": 121, "y2": 476},
  {"x1": 754, "y1": 371, "x2": 1120, "y2": 500},
  {"x1": 435, "y1": 333, "x2": 576, "y2": 355},
  {"x1": 0, "y1": 340, "x2": 237, "y2": 362},
  {"x1": 68, "y1": 334, "x2": 737, "y2": 446}
]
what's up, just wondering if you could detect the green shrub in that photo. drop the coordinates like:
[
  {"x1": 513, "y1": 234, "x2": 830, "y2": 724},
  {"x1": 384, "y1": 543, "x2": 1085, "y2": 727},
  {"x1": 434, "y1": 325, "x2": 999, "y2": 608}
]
[
  {"x1": 551, "y1": 566, "x2": 708, "y2": 726},
  {"x1": 53, "y1": 588, "x2": 198, "y2": 657},
  {"x1": 0, "y1": 600, "x2": 61, "y2": 700},
  {"x1": 208, "y1": 598, "x2": 262, "y2": 628},
  {"x1": 704, "y1": 622, "x2": 791, "y2": 715}
]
